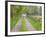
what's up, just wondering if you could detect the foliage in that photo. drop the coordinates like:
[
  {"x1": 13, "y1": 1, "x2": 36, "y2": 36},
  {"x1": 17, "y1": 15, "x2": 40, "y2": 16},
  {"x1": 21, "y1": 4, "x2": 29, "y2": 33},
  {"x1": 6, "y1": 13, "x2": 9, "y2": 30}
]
[{"x1": 10, "y1": 5, "x2": 42, "y2": 30}]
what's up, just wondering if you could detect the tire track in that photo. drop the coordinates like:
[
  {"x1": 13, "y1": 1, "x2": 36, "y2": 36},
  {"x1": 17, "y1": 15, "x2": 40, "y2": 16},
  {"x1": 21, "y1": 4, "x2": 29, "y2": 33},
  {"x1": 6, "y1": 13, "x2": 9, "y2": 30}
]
[
  {"x1": 11, "y1": 18, "x2": 22, "y2": 32},
  {"x1": 25, "y1": 18, "x2": 36, "y2": 31}
]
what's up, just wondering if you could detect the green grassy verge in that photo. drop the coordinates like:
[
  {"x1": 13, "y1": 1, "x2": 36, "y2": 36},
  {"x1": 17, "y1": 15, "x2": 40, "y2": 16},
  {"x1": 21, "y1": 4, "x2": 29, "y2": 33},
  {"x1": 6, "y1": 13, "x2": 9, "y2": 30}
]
[
  {"x1": 27, "y1": 17, "x2": 42, "y2": 30},
  {"x1": 20, "y1": 17, "x2": 28, "y2": 31}
]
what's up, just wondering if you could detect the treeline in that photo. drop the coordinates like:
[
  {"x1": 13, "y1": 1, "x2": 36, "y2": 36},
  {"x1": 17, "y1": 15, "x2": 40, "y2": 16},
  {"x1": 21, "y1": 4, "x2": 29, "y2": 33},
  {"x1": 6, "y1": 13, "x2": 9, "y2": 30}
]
[{"x1": 10, "y1": 5, "x2": 42, "y2": 18}]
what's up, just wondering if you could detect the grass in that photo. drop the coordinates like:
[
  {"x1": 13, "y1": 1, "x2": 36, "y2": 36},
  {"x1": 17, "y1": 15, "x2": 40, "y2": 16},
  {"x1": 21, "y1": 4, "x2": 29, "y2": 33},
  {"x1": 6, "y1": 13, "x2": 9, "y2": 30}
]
[
  {"x1": 27, "y1": 17, "x2": 42, "y2": 30},
  {"x1": 10, "y1": 17, "x2": 20, "y2": 31},
  {"x1": 20, "y1": 17, "x2": 28, "y2": 31}
]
